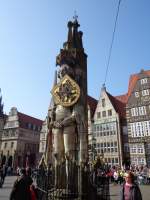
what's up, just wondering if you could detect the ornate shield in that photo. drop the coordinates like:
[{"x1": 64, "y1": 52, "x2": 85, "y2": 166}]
[{"x1": 51, "y1": 74, "x2": 80, "y2": 107}]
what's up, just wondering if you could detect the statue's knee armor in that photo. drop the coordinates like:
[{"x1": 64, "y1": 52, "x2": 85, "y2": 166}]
[
  {"x1": 53, "y1": 128, "x2": 64, "y2": 154},
  {"x1": 63, "y1": 126, "x2": 76, "y2": 153}
]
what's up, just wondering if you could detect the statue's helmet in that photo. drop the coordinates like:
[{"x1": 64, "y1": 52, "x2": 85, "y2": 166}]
[{"x1": 58, "y1": 64, "x2": 74, "y2": 79}]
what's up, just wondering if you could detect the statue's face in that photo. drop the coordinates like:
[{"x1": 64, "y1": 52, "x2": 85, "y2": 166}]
[{"x1": 58, "y1": 64, "x2": 74, "y2": 79}]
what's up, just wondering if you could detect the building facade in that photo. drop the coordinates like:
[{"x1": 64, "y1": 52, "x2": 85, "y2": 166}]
[
  {"x1": 87, "y1": 96, "x2": 97, "y2": 160},
  {"x1": 0, "y1": 92, "x2": 6, "y2": 153},
  {"x1": 93, "y1": 85, "x2": 127, "y2": 167},
  {"x1": 126, "y1": 69, "x2": 150, "y2": 167},
  {"x1": 0, "y1": 107, "x2": 43, "y2": 169}
]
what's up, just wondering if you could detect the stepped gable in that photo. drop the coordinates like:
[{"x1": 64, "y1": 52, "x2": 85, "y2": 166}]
[
  {"x1": 106, "y1": 92, "x2": 127, "y2": 119},
  {"x1": 18, "y1": 112, "x2": 43, "y2": 130},
  {"x1": 87, "y1": 95, "x2": 98, "y2": 118},
  {"x1": 127, "y1": 69, "x2": 150, "y2": 98}
]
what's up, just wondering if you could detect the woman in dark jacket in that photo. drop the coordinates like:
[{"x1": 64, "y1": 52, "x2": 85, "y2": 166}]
[
  {"x1": 120, "y1": 171, "x2": 142, "y2": 200},
  {"x1": 10, "y1": 168, "x2": 32, "y2": 200}
]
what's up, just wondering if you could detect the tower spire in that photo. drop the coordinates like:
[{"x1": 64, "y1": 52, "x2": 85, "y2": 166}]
[
  {"x1": 73, "y1": 10, "x2": 78, "y2": 22},
  {"x1": 66, "y1": 14, "x2": 83, "y2": 50}
]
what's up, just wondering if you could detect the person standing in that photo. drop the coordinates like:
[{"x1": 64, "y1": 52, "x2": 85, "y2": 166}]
[
  {"x1": 120, "y1": 171, "x2": 142, "y2": 200},
  {"x1": 9, "y1": 168, "x2": 32, "y2": 200}
]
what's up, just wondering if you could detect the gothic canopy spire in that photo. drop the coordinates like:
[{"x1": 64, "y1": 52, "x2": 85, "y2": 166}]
[
  {"x1": 65, "y1": 14, "x2": 83, "y2": 50},
  {"x1": 56, "y1": 15, "x2": 86, "y2": 66}
]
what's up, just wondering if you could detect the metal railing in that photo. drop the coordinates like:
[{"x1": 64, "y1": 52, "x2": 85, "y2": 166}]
[{"x1": 35, "y1": 164, "x2": 110, "y2": 200}]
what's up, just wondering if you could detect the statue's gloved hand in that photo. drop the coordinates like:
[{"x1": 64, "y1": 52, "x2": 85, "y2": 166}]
[
  {"x1": 53, "y1": 121, "x2": 62, "y2": 128},
  {"x1": 61, "y1": 116, "x2": 75, "y2": 127}
]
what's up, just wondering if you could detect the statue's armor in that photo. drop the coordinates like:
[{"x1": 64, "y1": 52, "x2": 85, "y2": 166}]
[
  {"x1": 55, "y1": 105, "x2": 72, "y2": 122},
  {"x1": 53, "y1": 104, "x2": 76, "y2": 160}
]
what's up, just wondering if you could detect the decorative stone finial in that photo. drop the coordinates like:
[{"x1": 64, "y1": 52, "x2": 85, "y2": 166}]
[{"x1": 73, "y1": 10, "x2": 78, "y2": 21}]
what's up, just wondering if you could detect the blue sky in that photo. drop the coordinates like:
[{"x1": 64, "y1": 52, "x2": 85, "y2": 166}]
[{"x1": 0, "y1": 0, "x2": 150, "y2": 119}]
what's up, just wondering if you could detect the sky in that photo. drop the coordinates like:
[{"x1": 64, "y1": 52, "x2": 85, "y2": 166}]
[{"x1": 0, "y1": 0, "x2": 150, "y2": 120}]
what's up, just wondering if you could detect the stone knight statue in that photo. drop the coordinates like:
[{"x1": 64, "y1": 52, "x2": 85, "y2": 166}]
[{"x1": 47, "y1": 17, "x2": 88, "y2": 191}]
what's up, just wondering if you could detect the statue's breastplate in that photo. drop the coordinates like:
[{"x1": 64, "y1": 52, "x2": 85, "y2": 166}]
[{"x1": 55, "y1": 105, "x2": 72, "y2": 121}]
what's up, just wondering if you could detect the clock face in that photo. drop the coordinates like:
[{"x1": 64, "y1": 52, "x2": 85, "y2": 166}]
[{"x1": 51, "y1": 74, "x2": 80, "y2": 107}]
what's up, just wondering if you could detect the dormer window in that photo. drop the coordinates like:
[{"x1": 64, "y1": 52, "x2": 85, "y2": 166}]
[
  {"x1": 135, "y1": 92, "x2": 139, "y2": 97},
  {"x1": 97, "y1": 112, "x2": 101, "y2": 119},
  {"x1": 102, "y1": 111, "x2": 106, "y2": 117},
  {"x1": 108, "y1": 109, "x2": 112, "y2": 116},
  {"x1": 141, "y1": 78, "x2": 147, "y2": 85},
  {"x1": 102, "y1": 99, "x2": 105, "y2": 107}
]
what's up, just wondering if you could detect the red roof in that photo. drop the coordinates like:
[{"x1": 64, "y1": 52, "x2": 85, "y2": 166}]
[
  {"x1": 106, "y1": 92, "x2": 127, "y2": 119},
  {"x1": 18, "y1": 112, "x2": 43, "y2": 130},
  {"x1": 107, "y1": 69, "x2": 150, "y2": 118},
  {"x1": 87, "y1": 95, "x2": 98, "y2": 118},
  {"x1": 115, "y1": 94, "x2": 128, "y2": 103},
  {"x1": 127, "y1": 69, "x2": 150, "y2": 98}
]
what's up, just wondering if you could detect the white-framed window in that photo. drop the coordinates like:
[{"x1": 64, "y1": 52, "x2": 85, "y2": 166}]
[
  {"x1": 139, "y1": 106, "x2": 146, "y2": 115},
  {"x1": 137, "y1": 145, "x2": 144, "y2": 154},
  {"x1": 142, "y1": 89, "x2": 149, "y2": 96},
  {"x1": 135, "y1": 92, "x2": 139, "y2": 97},
  {"x1": 141, "y1": 78, "x2": 147, "y2": 85},
  {"x1": 131, "y1": 107, "x2": 138, "y2": 116},
  {"x1": 130, "y1": 145, "x2": 137, "y2": 154},
  {"x1": 102, "y1": 99, "x2": 105, "y2": 107},
  {"x1": 102, "y1": 111, "x2": 106, "y2": 117},
  {"x1": 130, "y1": 120, "x2": 150, "y2": 137},
  {"x1": 115, "y1": 158, "x2": 118, "y2": 164},
  {"x1": 108, "y1": 109, "x2": 112, "y2": 116},
  {"x1": 131, "y1": 157, "x2": 138, "y2": 165},
  {"x1": 138, "y1": 157, "x2": 145, "y2": 165},
  {"x1": 96, "y1": 125, "x2": 100, "y2": 131},
  {"x1": 97, "y1": 112, "x2": 101, "y2": 119},
  {"x1": 131, "y1": 106, "x2": 146, "y2": 116}
]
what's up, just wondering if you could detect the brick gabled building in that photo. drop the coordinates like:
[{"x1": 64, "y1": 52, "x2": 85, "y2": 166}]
[
  {"x1": 93, "y1": 85, "x2": 127, "y2": 167},
  {"x1": 126, "y1": 69, "x2": 150, "y2": 166},
  {"x1": 87, "y1": 95, "x2": 98, "y2": 159},
  {"x1": 0, "y1": 107, "x2": 43, "y2": 169}
]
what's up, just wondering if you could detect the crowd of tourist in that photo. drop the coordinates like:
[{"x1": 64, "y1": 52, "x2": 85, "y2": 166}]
[
  {"x1": 105, "y1": 165, "x2": 150, "y2": 185},
  {"x1": 1, "y1": 162, "x2": 150, "y2": 200}
]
